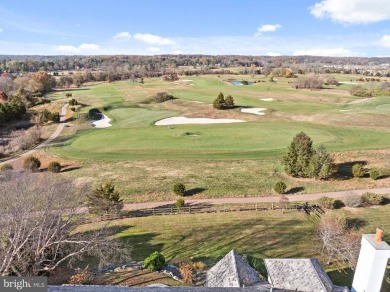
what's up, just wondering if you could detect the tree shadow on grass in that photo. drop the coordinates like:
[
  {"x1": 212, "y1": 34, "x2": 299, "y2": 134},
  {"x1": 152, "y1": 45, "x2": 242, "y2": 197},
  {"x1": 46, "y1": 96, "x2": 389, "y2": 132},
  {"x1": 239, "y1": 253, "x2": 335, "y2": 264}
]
[
  {"x1": 334, "y1": 160, "x2": 367, "y2": 180},
  {"x1": 286, "y1": 187, "x2": 305, "y2": 194},
  {"x1": 61, "y1": 166, "x2": 81, "y2": 173},
  {"x1": 185, "y1": 187, "x2": 207, "y2": 197}
]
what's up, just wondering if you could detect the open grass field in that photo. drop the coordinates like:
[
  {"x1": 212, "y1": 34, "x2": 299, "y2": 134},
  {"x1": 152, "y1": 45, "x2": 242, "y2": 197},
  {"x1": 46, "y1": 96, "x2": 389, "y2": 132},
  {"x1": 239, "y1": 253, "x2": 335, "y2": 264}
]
[
  {"x1": 78, "y1": 204, "x2": 390, "y2": 289},
  {"x1": 40, "y1": 74, "x2": 390, "y2": 202}
]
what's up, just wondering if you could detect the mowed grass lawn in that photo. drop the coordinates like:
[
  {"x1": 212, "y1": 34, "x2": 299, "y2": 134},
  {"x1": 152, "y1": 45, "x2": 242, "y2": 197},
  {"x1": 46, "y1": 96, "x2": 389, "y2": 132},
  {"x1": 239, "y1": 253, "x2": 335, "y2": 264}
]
[
  {"x1": 46, "y1": 75, "x2": 390, "y2": 201},
  {"x1": 52, "y1": 75, "x2": 390, "y2": 161},
  {"x1": 78, "y1": 204, "x2": 390, "y2": 289}
]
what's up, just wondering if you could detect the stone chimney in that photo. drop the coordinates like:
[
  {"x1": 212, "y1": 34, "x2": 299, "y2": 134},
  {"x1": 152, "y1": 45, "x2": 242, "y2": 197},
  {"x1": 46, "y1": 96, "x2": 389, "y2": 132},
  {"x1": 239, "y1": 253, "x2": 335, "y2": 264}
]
[{"x1": 352, "y1": 228, "x2": 390, "y2": 292}]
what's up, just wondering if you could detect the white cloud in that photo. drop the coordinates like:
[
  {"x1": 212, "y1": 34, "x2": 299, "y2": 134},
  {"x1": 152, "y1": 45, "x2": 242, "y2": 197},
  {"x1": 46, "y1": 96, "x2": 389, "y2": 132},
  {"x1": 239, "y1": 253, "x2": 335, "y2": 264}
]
[
  {"x1": 113, "y1": 32, "x2": 131, "y2": 40},
  {"x1": 379, "y1": 35, "x2": 390, "y2": 47},
  {"x1": 310, "y1": 0, "x2": 390, "y2": 24},
  {"x1": 54, "y1": 43, "x2": 100, "y2": 53},
  {"x1": 266, "y1": 52, "x2": 281, "y2": 56},
  {"x1": 0, "y1": 28, "x2": 3, "y2": 33},
  {"x1": 134, "y1": 33, "x2": 175, "y2": 45},
  {"x1": 173, "y1": 50, "x2": 183, "y2": 54},
  {"x1": 147, "y1": 47, "x2": 160, "y2": 52},
  {"x1": 79, "y1": 43, "x2": 100, "y2": 50},
  {"x1": 256, "y1": 24, "x2": 282, "y2": 35},
  {"x1": 293, "y1": 48, "x2": 359, "y2": 57}
]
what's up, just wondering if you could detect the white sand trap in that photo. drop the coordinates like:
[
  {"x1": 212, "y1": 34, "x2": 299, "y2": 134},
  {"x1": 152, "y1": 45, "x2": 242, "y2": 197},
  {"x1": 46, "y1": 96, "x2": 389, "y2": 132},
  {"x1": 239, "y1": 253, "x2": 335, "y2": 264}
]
[
  {"x1": 191, "y1": 101, "x2": 204, "y2": 104},
  {"x1": 180, "y1": 79, "x2": 193, "y2": 82},
  {"x1": 260, "y1": 98, "x2": 274, "y2": 101},
  {"x1": 88, "y1": 114, "x2": 112, "y2": 128},
  {"x1": 241, "y1": 108, "x2": 267, "y2": 116},
  {"x1": 338, "y1": 82, "x2": 361, "y2": 85},
  {"x1": 189, "y1": 84, "x2": 195, "y2": 86},
  {"x1": 155, "y1": 117, "x2": 245, "y2": 126},
  {"x1": 339, "y1": 109, "x2": 352, "y2": 112}
]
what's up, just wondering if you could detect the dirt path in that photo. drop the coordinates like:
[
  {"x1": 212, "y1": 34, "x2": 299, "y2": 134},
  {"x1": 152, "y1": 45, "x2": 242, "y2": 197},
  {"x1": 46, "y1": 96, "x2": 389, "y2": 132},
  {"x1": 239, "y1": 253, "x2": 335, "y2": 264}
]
[
  {"x1": 0, "y1": 103, "x2": 68, "y2": 166},
  {"x1": 121, "y1": 187, "x2": 390, "y2": 211}
]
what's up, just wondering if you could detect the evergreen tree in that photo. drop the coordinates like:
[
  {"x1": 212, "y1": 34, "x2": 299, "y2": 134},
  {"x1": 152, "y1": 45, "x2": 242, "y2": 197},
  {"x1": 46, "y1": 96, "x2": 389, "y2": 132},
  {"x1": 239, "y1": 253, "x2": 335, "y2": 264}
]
[
  {"x1": 282, "y1": 132, "x2": 314, "y2": 177},
  {"x1": 87, "y1": 182, "x2": 123, "y2": 215},
  {"x1": 213, "y1": 92, "x2": 225, "y2": 109},
  {"x1": 308, "y1": 145, "x2": 335, "y2": 179},
  {"x1": 224, "y1": 94, "x2": 235, "y2": 108}
]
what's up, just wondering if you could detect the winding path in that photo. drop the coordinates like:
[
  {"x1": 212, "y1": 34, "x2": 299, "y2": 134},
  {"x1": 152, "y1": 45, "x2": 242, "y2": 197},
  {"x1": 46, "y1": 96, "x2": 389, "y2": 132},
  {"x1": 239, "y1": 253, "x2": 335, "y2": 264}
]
[{"x1": 0, "y1": 103, "x2": 68, "y2": 166}]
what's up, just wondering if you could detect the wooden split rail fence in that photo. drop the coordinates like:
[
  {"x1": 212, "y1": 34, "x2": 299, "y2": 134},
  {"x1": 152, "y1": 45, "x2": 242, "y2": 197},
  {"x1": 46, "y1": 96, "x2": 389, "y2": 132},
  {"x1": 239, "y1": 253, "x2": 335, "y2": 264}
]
[{"x1": 81, "y1": 202, "x2": 324, "y2": 224}]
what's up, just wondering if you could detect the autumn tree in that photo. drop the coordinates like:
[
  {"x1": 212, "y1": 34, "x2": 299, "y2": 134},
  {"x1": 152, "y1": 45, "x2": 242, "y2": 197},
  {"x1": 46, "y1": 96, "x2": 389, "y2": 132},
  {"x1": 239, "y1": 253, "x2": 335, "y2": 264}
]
[{"x1": 31, "y1": 71, "x2": 56, "y2": 93}]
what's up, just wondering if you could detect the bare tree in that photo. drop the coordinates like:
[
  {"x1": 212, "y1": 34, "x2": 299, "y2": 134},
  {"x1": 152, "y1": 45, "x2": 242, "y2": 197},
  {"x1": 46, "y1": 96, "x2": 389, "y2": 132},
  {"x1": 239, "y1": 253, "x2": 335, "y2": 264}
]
[
  {"x1": 316, "y1": 215, "x2": 360, "y2": 270},
  {"x1": 0, "y1": 171, "x2": 131, "y2": 276}
]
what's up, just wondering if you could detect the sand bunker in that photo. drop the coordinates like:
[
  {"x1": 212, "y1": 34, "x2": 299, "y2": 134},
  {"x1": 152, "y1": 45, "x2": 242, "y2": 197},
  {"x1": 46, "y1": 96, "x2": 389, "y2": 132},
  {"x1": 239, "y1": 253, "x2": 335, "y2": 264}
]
[
  {"x1": 155, "y1": 117, "x2": 245, "y2": 126},
  {"x1": 260, "y1": 98, "x2": 274, "y2": 101},
  {"x1": 339, "y1": 109, "x2": 352, "y2": 112},
  {"x1": 240, "y1": 108, "x2": 267, "y2": 116},
  {"x1": 88, "y1": 113, "x2": 112, "y2": 128},
  {"x1": 338, "y1": 82, "x2": 360, "y2": 85},
  {"x1": 180, "y1": 79, "x2": 193, "y2": 82}
]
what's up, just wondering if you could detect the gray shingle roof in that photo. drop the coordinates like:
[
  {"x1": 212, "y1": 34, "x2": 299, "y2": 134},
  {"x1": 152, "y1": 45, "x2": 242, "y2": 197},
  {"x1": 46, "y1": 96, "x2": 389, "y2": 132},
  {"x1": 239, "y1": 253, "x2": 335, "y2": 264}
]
[
  {"x1": 264, "y1": 258, "x2": 335, "y2": 292},
  {"x1": 205, "y1": 250, "x2": 263, "y2": 288}
]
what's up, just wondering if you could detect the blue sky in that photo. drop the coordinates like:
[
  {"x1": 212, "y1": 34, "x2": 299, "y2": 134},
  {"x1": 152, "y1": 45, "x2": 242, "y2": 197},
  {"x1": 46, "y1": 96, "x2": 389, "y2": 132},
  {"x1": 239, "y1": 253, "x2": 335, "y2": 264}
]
[{"x1": 0, "y1": 0, "x2": 389, "y2": 56}]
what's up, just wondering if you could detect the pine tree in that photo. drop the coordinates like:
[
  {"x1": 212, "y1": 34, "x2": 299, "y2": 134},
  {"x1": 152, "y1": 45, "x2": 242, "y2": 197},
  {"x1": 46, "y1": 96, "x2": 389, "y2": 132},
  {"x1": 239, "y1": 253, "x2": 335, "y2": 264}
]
[
  {"x1": 87, "y1": 182, "x2": 123, "y2": 215},
  {"x1": 308, "y1": 145, "x2": 335, "y2": 179},
  {"x1": 213, "y1": 92, "x2": 225, "y2": 109},
  {"x1": 224, "y1": 94, "x2": 235, "y2": 108},
  {"x1": 282, "y1": 132, "x2": 314, "y2": 177}
]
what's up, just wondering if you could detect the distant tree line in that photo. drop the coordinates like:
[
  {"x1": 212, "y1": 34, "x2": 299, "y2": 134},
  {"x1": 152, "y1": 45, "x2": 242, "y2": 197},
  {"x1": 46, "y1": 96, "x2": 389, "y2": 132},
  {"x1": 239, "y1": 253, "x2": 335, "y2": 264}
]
[{"x1": 2, "y1": 55, "x2": 390, "y2": 77}]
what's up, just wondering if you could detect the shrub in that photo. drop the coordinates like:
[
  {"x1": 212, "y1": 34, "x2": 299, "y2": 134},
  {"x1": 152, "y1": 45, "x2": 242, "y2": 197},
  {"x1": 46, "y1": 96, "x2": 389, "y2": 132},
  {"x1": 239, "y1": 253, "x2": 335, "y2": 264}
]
[
  {"x1": 69, "y1": 98, "x2": 78, "y2": 106},
  {"x1": 23, "y1": 155, "x2": 41, "y2": 172},
  {"x1": 173, "y1": 182, "x2": 186, "y2": 196},
  {"x1": 352, "y1": 164, "x2": 365, "y2": 178},
  {"x1": 350, "y1": 86, "x2": 372, "y2": 97},
  {"x1": 70, "y1": 107, "x2": 76, "y2": 112},
  {"x1": 48, "y1": 161, "x2": 62, "y2": 173},
  {"x1": 343, "y1": 196, "x2": 362, "y2": 208},
  {"x1": 68, "y1": 267, "x2": 92, "y2": 285},
  {"x1": 0, "y1": 163, "x2": 13, "y2": 171},
  {"x1": 273, "y1": 181, "x2": 287, "y2": 194},
  {"x1": 369, "y1": 169, "x2": 381, "y2": 180},
  {"x1": 317, "y1": 196, "x2": 336, "y2": 209},
  {"x1": 143, "y1": 251, "x2": 165, "y2": 271},
  {"x1": 176, "y1": 198, "x2": 185, "y2": 208},
  {"x1": 154, "y1": 92, "x2": 174, "y2": 103},
  {"x1": 361, "y1": 192, "x2": 384, "y2": 206}
]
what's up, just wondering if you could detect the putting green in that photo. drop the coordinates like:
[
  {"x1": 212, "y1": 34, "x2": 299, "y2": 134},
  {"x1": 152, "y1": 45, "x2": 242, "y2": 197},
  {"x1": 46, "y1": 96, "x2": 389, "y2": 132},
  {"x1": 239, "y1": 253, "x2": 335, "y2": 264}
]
[{"x1": 51, "y1": 76, "x2": 390, "y2": 161}]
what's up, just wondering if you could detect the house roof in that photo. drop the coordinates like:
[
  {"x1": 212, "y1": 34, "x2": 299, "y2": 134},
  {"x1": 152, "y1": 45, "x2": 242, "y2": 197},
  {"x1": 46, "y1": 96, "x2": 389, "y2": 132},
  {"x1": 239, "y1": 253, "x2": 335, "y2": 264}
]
[
  {"x1": 205, "y1": 250, "x2": 263, "y2": 288},
  {"x1": 264, "y1": 258, "x2": 335, "y2": 292}
]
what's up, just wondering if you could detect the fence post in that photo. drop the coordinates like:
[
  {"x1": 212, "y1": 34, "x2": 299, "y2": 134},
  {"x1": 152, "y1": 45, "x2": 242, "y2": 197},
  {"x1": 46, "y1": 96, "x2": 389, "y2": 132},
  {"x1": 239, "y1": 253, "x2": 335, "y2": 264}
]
[
  {"x1": 255, "y1": 203, "x2": 258, "y2": 211},
  {"x1": 171, "y1": 207, "x2": 173, "y2": 215},
  {"x1": 153, "y1": 208, "x2": 155, "y2": 216},
  {"x1": 189, "y1": 205, "x2": 191, "y2": 213},
  {"x1": 271, "y1": 203, "x2": 274, "y2": 210}
]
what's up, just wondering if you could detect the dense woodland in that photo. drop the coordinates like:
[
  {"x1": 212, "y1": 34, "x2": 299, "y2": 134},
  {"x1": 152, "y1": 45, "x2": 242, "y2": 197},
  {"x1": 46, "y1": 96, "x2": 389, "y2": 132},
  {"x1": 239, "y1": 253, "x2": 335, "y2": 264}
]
[{"x1": 1, "y1": 55, "x2": 390, "y2": 76}]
